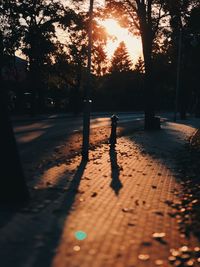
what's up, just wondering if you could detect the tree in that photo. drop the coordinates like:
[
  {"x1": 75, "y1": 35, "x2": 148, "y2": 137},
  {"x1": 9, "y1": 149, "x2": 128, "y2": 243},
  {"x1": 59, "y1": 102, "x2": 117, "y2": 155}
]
[
  {"x1": 0, "y1": 88, "x2": 29, "y2": 205},
  {"x1": 92, "y1": 21, "x2": 108, "y2": 76},
  {"x1": 92, "y1": 44, "x2": 108, "y2": 76},
  {"x1": 183, "y1": 5, "x2": 200, "y2": 117},
  {"x1": 105, "y1": 0, "x2": 170, "y2": 129},
  {"x1": 42, "y1": 43, "x2": 74, "y2": 112},
  {"x1": 0, "y1": 5, "x2": 29, "y2": 204},
  {"x1": 163, "y1": 0, "x2": 200, "y2": 119},
  {"x1": 0, "y1": 1, "x2": 24, "y2": 113},
  {"x1": 0, "y1": 1, "x2": 21, "y2": 57},
  {"x1": 134, "y1": 56, "x2": 144, "y2": 73},
  {"x1": 109, "y1": 41, "x2": 132, "y2": 73},
  {"x1": 65, "y1": 10, "x2": 108, "y2": 113},
  {"x1": 15, "y1": 0, "x2": 75, "y2": 115}
]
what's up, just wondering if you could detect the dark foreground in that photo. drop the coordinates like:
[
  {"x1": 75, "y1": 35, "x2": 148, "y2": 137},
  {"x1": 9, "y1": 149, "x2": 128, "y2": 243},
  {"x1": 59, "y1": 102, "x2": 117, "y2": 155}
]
[{"x1": 1, "y1": 119, "x2": 200, "y2": 267}]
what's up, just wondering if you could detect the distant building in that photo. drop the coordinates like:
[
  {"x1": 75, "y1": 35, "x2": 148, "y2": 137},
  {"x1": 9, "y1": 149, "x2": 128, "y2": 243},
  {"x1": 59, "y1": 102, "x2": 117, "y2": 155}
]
[
  {"x1": 2, "y1": 56, "x2": 27, "y2": 82},
  {"x1": 1, "y1": 56, "x2": 28, "y2": 112}
]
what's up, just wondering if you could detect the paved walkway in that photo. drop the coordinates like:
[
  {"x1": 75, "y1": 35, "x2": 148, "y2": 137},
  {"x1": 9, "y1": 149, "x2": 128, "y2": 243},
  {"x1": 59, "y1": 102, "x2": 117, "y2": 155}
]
[{"x1": 1, "y1": 120, "x2": 200, "y2": 267}]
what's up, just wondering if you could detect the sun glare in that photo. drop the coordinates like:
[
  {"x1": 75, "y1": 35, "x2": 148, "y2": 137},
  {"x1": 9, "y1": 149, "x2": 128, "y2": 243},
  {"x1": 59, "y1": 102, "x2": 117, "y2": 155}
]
[
  {"x1": 100, "y1": 19, "x2": 143, "y2": 65},
  {"x1": 102, "y1": 19, "x2": 125, "y2": 39}
]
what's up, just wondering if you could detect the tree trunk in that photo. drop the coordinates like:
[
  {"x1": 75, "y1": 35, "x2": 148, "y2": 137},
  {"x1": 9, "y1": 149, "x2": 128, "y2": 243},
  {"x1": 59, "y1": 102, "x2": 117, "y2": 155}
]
[
  {"x1": 141, "y1": 27, "x2": 160, "y2": 130},
  {"x1": 0, "y1": 76, "x2": 29, "y2": 205},
  {"x1": 0, "y1": 32, "x2": 29, "y2": 204},
  {"x1": 143, "y1": 50, "x2": 155, "y2": 129}
]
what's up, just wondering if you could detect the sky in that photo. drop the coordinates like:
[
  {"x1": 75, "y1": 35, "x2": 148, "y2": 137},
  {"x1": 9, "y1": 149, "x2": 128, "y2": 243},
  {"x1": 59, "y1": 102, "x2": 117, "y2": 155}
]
[
  {"x1": 65, "y1": 0, "x2": 143, "y2": 65},
  {"x1": 17, "y1": 0, "x2": 143, "y2": 66},
  {"x1": 62, "y1": 0, "x2": 143, "y2": 66},
  {"x1": 100, "y1": 19, "x2": 142, "y2": 65},
  {"x1": 57, "y1": 17, "x2": 143, "y2": 66}
]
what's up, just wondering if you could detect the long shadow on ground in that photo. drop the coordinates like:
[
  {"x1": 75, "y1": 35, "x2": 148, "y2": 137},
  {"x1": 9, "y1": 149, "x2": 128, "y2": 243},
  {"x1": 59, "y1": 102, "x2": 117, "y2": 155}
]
[
  {"x1": 165, "y1": 127, "x2": 200, "y2": 241},
  {"x1": 125, "y1": 120, "x2": 200, "y2": 241},
  {"x1": 0, "y1": 159, "x2": 87, "y2": 267},
  {"x1": 109, "y1": 147, "x2": 123, "y2": 195},
  {"x1": 125, "y1": 121, "x2": 195, "y2": 169},
  {"x1": 32, "y1": 159, "x2": 87, "y2": 267}
]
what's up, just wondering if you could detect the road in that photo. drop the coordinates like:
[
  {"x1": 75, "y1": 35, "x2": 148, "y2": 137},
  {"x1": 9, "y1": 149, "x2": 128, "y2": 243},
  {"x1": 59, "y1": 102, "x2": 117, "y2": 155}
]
[
  {"x1": 12, "y1": 112, "x2": 172, "y2": 179},
  {"x1": 12, "y1": 112, "x2": 145, "y2": 175},
  {"x1": 13, "y1": 112, "x2": 145, "y2": 146}
]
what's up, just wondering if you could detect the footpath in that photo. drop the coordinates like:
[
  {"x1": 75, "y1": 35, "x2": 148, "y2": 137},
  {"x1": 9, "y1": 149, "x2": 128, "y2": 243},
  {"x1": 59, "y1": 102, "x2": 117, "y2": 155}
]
[{"x1": 1, "y1": 120, "x2": 200, "y2": 267}]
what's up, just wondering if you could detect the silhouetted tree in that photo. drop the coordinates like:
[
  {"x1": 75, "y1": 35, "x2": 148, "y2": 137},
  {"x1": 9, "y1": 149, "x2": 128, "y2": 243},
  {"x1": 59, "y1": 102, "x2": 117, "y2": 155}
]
[
  {"x1": 0, "y1": 1, "x2": 25, "y2": 113},
  {"x1": 134, "y1": 56, "x2": 144, "y2": 73},
  {"x1": 184, "y1": 5, "x2": 200, "y2": 117},
  {"x1": 15, "y1": 0, "x2": 75, "y2": 115},
  {"x1": 66, "y1": 11, "x2": 108, "y2": 113},
  {"x1": 105, "y1": 0, "x2": 170, "y2": 129},
  {"x1": 0, "y1": 88, "x2": 29, "y2": 204},
  {"x1": 93, "y1": 69, "x2": 144, "y2": 111},
  {"x1": 163, "y1": 0, "x2": 200, "y2": 119},
  {"x1": 92, "y1": 20, "x2": 108, "y2": 76},
  {"x1": 0, "y1": 24, "x2": 29, "y2": 204},
  {"x1": 109, "y1": 41, "x2": 132, "y2": 73},
  {"x1": 0, "y1": 1, "x2": 21, "y2": 56}
]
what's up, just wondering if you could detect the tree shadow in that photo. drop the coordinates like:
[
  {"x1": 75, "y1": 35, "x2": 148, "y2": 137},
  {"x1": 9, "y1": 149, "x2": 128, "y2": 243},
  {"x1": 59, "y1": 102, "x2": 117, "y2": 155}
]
[
  {"x1": 32, "y1": 159, "x2": 87, "y2": 267},
  {"x1": 0, "y1": 159, "x2": 87, "y2": 267},
  {"x1": 126, "y1": 121, "x2": 194, "y2": 168},
  {"x1": 109, "y1": 146, "x2": 123, "y2": 195},
  {"x1": 13, "y1": 118, "x2": 83, "y2": 182},
  {"x1": 0, "y1": 204, "x2": 25, "y2": 229}
]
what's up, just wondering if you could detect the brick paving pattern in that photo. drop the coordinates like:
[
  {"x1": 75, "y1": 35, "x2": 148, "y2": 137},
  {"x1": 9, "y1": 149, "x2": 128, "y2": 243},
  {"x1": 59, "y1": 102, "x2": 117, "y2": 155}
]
[{"x1": 0, "y1": 121, "x2": 200, "y2": 267}]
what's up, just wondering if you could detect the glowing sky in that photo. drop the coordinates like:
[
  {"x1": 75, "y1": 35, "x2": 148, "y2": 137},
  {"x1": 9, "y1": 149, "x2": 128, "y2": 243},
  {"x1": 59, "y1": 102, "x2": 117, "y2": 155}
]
[
  {"x1": 100, "y1": 19, "x2": 142, "y2": 65},
  {"x1": 17, "y1": 1, "x2": 143, "y2": 66}
]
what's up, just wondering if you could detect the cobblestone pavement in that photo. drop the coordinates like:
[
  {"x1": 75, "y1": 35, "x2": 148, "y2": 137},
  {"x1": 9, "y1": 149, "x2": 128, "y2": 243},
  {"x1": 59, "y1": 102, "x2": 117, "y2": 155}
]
[{"x1": 1, "y1": 121, "x2": 200, "y2": 267}]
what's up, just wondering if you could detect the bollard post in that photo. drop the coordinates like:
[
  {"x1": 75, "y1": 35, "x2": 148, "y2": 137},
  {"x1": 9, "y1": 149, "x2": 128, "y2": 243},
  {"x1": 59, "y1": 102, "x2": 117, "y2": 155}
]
[{"x1": 109, "y1": 114, "x2": 119, "y2": 147}]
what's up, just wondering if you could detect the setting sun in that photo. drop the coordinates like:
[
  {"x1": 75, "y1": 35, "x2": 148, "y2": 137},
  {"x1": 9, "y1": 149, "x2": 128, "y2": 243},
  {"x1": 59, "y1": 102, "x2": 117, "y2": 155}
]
[{"x1": 100, "y1": 18, "x2": 143, "y2": 66}]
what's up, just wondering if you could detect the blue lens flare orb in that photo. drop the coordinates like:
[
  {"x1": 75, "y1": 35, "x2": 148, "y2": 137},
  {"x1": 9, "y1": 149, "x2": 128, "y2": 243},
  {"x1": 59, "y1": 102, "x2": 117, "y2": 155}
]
[{"x1": 75, "y1": 231, "x2": 87, "y2": 240}]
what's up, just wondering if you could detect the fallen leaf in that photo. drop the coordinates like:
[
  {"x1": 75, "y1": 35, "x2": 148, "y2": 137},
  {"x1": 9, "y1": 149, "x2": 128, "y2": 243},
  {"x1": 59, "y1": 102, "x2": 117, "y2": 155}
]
[
  {"x1": 154, "y1": 211, "x2": 164, "y2": 216},
  {"x1": 152, "y1": 232, "x2": 166, "y2": 239},
  {"x1": 155, "y1": 259, "x2": 164, "y2": 265},
  {"x1": 138, "y1": 254, "x2": 150, "y2": 261}
]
